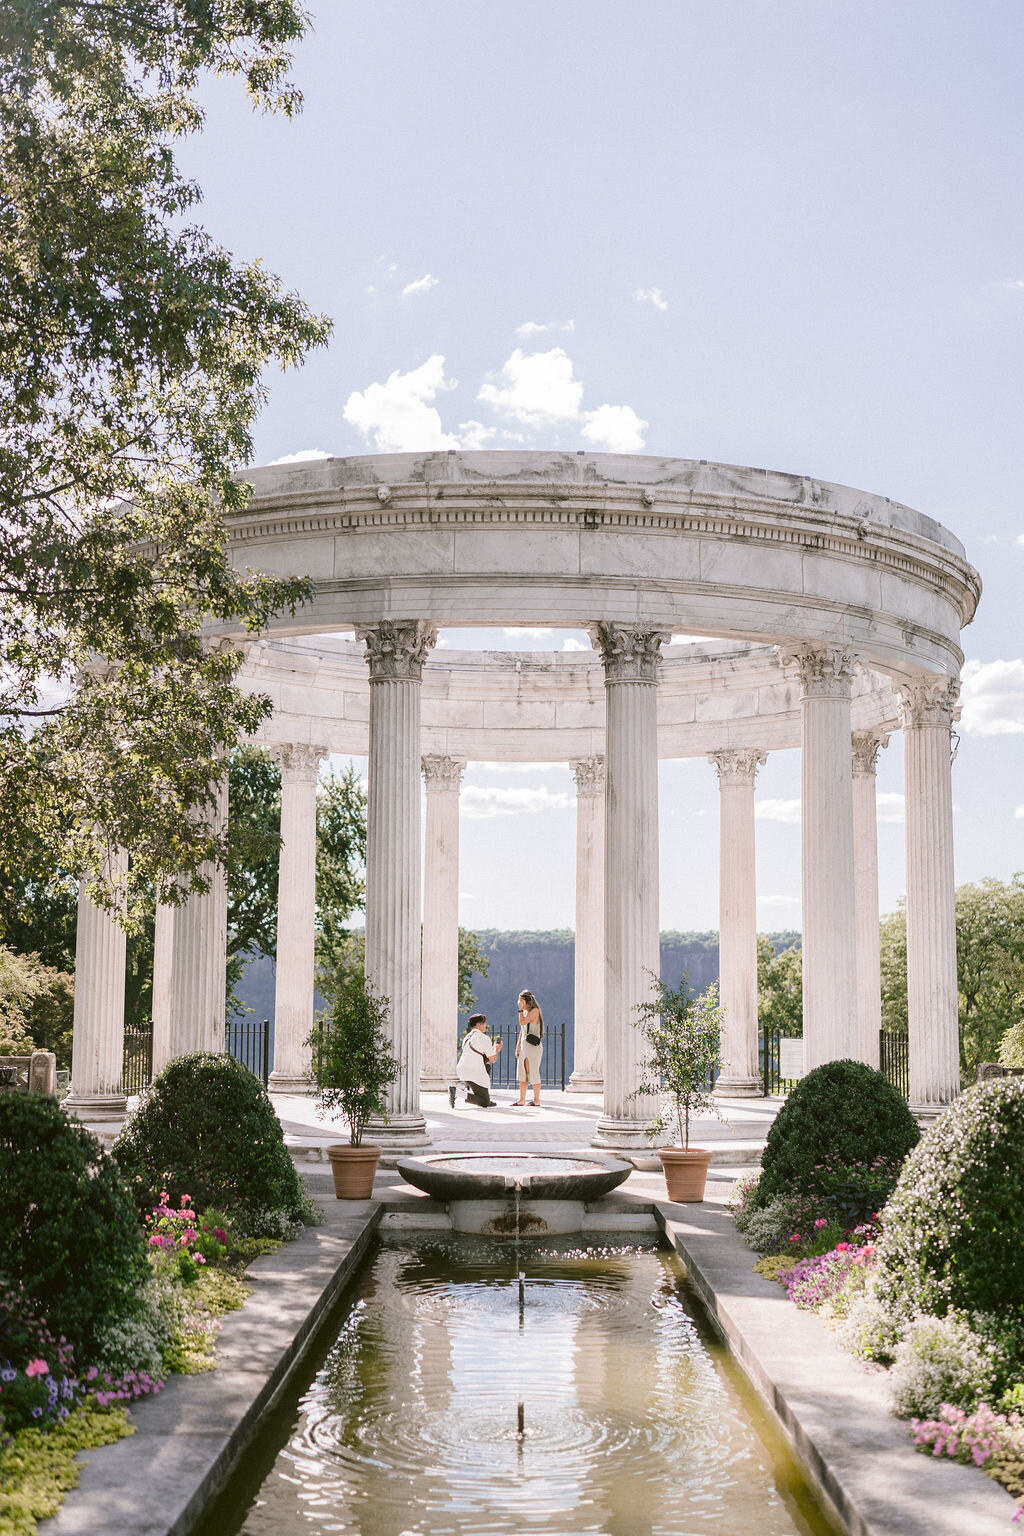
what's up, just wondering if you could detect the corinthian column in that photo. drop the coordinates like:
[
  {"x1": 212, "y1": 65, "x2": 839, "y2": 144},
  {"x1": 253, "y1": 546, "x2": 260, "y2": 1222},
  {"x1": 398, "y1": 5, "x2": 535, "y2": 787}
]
[
  {"x1": 169, "y1": 772, "x2": 229, "y2": 1057},
  {"x1": 589, "y1": 623, "x2": 668, "y2": 1148},
  {"x1": 359, "y1": 619, "x2": 437, "y2": 1146},
  {"x1": 568, "y1": 755, "x2": 605, "y2": 1092},
  {"x1": 779, "y1": 644, "x2": 859, "y2": 1069},
  {"x1": 852, "y1": 729, "x2": 889, "y2": 1069},
  {"x1": 898, "y1": 675, "x2": 961, "y2": 1114},
  {"x1": 269, "y1": 742, "x2": 327, "y2": 1094},
  {"x1": 709, "y1": 748, "x2": 766, "y2": 1096},
  {"x1": 66, "y1": 850, "x2": 128, "y2": 1121},
  {"x1": 420, "y1": 754, "x2": 465, "y2": 1091}
]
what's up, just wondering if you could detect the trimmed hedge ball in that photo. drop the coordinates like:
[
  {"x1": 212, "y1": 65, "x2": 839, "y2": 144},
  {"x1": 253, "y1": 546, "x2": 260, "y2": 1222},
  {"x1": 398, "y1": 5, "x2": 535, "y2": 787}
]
[
  {"x1": 876, "y1": 1078, "x2": 1024, "y2": 1320},
  {"x1": 113, "y1": 1052, "x2": 306, "y2": 1234},
  {"x1": 0, "y1": 1092, "x2": 148, "y2": 1358},
  {"x1": 756, "y1": 1058, "x2": 920, "y2": 1207}
]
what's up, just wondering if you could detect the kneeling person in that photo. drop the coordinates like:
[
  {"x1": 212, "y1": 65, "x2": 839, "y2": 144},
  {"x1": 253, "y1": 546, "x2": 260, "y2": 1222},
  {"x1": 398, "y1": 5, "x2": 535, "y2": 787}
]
[{"x1": 455, "y1": 1014, "x2": 502, "y2": 1107}]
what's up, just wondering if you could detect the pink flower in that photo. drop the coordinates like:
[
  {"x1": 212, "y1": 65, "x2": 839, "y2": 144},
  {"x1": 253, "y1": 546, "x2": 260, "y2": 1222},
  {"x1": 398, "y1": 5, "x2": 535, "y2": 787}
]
[
  {"x1": 195, "y1": 1253, "x2": 207, "y2": 1265},
  {"x1": 25, "y1": 1359, "x2": 49, "y2": 1378},
  {"x1": 789, "y1": 1233, "x2": 801, "y2": 1243},
  {"x1": 835, "y1": 1241, "x2": 851, "y2": 1252},
  {"x1": 814, "y1": 1218, "x2": 827, "y2": 1230}
]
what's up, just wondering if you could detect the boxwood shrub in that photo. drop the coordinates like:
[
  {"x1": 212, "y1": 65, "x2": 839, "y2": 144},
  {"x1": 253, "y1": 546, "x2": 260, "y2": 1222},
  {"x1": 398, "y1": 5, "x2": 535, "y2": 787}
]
[
  {"x1": 876, "y1": 1078, "x2": 1024, "y2": 1320},
  {"x1": 755, "y1": 1058, "x2": 919, "y2": 1209},
  {"x1": 0, "y1": 1093, "x2": 149, "y2": 1358},
  {"x1": 113, "y1": 1052, "x2": 308, "y2": 1234}
]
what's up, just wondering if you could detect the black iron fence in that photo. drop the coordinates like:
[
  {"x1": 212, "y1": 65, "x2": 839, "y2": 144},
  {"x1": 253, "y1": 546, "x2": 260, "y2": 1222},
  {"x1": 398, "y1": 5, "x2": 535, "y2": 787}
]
[
  {"x1": 227, "y1": 1016, "x2": 271, "y2": 1085},
  {"x1": 879, "y1": 1031, "x2": 909, "y2": 1099},
  {"x1": 486, "y1": 1020, "x2": 567, "y2": 1091},
  {"x1": 760, "y1": 1028, "x2": 803, "y2": 1097},
  {"x1": 121, "y1": 1024, "x2": 153, "y2": 1095}
]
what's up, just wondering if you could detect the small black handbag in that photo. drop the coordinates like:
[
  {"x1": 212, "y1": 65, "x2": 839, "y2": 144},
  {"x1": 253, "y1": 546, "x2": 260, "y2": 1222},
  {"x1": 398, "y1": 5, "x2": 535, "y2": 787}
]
[{"x1": 526, "y1": 1030, "x2": 542, "y2": 1047}]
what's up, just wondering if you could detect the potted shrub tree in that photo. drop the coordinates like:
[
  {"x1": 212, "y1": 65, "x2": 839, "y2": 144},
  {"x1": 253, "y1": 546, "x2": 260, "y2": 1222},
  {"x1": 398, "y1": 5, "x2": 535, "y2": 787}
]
[
  {"x1": 307, "y1": 970, "x2": 400, "y2": 1199},
  {"x1": 634, "y1": 975, "x2": 724, "y2": 1202}
]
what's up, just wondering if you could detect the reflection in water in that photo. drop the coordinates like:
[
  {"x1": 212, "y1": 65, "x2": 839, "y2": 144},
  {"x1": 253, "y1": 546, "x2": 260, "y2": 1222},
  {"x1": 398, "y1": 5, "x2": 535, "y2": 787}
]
[{"x1": 233, "y1": 1238, "x2": 835, "y2": 1536}]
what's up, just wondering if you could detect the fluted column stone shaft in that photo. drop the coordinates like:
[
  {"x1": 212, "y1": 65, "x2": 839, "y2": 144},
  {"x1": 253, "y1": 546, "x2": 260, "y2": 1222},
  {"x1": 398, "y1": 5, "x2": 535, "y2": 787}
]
[
  {"x1": 360, "y1": 620, "x2": 437, "y2": 1146},
  {"x1": 590, "y1": 624, "x2": 667, "y2": 1148},
  {"x1": 779, "y1": 644, "x2": 859, "y2": 1069},
  {"x1": 269, "y1": 743, "x2": 327, "y2": 1094},
  {"x1": 852, "y1": 730, "x2": 889, "y2": 1070},
  {"x1": 709, "y1": 748, "x2": 766, "y2": 1096},
  {"x1": 66, "y1": 848, "x2": 128, "y2": 1120},
  {"x1": 568, "y1": 756, "x2": 606, "y2": 1092},
  {"x1": 150, "y1": 900, "x2": 176, "y2": 1076},
  {"x1": 420, "y1": 754, "x2": 465, "y2": 1090},
  {"x1": 169, "y1": 773, "x2": 229, "y2": 1057},
  {"x1": 899, "y1": 676, "x2": 961, "y2": 1112}
]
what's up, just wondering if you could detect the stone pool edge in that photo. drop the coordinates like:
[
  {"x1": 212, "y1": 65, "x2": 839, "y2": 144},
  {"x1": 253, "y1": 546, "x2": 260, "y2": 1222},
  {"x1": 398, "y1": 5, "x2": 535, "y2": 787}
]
[
  {"x1": 656, "y1": 1199, "x2": 1016, "y2": 1536},
  {"x1": 41, "y1": 1188, "x2": 382, "y2": 1536}
]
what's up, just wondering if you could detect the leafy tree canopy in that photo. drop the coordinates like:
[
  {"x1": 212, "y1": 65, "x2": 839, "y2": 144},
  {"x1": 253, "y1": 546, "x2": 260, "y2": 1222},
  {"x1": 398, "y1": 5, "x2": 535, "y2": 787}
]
[
  {"x1": 756, "y1": 935, "x2": 802, "y2": 1038},
  {"x1": 0, "y1": 1, "x2": 329, "y2": 923}
]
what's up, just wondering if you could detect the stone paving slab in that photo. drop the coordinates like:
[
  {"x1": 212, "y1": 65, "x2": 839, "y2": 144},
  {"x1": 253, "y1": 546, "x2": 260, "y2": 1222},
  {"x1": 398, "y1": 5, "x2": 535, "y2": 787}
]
[
  {"x1": 652, "y1": 1190, "x2": 1016, "y2": 1536},
  {"x1": 41, "y1": 1192, "x2": 381, "y2": 1536}
]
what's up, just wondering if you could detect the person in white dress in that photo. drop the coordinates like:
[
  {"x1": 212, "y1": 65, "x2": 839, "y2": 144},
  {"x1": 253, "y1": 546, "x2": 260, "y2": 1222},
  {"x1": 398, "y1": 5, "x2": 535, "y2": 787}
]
[
  {"x1": 511, "y1": 990, "x2": 544, "y2": 1107},
  {"x1": 452, "y1": 1014, "x2": 502, "y2": 1108}
]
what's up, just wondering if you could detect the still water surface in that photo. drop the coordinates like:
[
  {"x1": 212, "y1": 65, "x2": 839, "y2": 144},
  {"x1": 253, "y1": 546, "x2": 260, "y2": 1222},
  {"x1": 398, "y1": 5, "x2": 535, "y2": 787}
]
[{"x1": 225, "y1": 1237, "x2": 839, "y2": 1536}]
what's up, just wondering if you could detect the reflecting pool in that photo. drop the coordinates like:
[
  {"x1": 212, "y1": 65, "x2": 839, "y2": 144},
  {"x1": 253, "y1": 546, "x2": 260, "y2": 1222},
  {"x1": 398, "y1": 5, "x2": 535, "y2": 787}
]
[{"x1": 222, "y1": 1237, "x2": 840, "y2": 1536}]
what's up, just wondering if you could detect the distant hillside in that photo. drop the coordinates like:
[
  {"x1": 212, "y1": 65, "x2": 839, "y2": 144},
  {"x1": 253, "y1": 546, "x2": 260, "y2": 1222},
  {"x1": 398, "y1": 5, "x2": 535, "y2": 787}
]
[{"x1": 234, "y1": 928, "x2": 800, "y2": 1082}]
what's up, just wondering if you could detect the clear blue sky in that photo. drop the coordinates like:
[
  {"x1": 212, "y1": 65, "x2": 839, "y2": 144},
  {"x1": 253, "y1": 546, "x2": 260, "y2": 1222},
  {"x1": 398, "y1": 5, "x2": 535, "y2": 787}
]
[{"x1": 180, "y1": 1, "x2": 1024, "y2": 930}]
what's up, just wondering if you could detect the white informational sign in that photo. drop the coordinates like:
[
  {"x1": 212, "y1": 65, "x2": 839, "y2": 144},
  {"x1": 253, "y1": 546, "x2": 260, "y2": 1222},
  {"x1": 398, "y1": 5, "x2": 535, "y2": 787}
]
[{"x1": 779, "y1": 1037, "x2": 805, "y2": 1082}]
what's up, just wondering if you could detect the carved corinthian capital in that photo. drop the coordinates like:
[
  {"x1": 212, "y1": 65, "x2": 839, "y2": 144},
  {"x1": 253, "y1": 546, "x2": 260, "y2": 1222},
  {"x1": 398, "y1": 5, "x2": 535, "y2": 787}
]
[
  {"x1": 708, "y1": 748, "x2": 767, "y2": 785},
  {"x1": 589, "y1": 622, "x2": 668, "y2": 684},
  {"x1": 777, "y1": 642, "x2": 859, "y2": 698},
  {"x1": 358, "y1": 620, "x2": 438, "y2": 681},
  {"x1": 851, "y1": 729, "x2": 890, "y2": 777},
  {"x1": 896, "y1": 674, "x2": 961, "y2": 730},
  {"x1": 421, "y1": 754, "x2": 466, "y2": 792},
  {"x1": 273, "y1": 742, "x2": 327, "y2": 781},
  {"x1": 570, "y1": 755, "x2": 606, "y2": 796}
]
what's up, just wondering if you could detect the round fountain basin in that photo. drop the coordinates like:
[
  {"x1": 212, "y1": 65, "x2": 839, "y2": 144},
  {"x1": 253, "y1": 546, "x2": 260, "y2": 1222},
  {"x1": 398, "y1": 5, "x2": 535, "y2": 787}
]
[{"x1": 395, "y1": 1154, "x2": 632, "y2": 1234}]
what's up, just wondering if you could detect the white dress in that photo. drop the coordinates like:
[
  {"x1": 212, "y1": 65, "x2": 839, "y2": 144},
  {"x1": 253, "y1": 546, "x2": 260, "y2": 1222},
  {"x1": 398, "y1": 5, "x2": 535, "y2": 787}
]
[{"x1": 457, "y1": 1030, "x2": 495, "y2": 1089}]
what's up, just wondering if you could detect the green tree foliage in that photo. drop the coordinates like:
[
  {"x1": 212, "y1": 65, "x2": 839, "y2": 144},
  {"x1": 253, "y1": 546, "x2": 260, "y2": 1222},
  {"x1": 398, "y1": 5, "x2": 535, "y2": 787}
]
[
  {"x1": 0, "y1": 2, "x2": 329, "y2": 921},
  {"x1": 308, "y1": 977, "x2": 399, "y2": 1146},
  {"x1": 0, "y1": 944, "x2": 74, "y2": 1062},
  {"x1": 316, "y1": 925, "x2": 489, "y2": 1018},
  {"x1": 879, "y1": 877, "x2": 1024, "y2": 1076},
  {"x1": 633, "y1": 975, "x2": 723, "y2": 1147},
  {"x1": 457, "y1": 927, "x2": 490, "y2": 1011},
  {"x1": 756, "y1": 936, "x2": 803, "y2": 1036}
]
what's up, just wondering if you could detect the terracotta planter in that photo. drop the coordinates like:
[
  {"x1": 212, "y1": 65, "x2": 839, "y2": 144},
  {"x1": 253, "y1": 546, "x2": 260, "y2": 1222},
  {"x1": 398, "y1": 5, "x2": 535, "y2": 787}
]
[
  {"x1": 658, "y1": 1147, "x2": 713, "y2": 1203},
  {"x1": 326, "y1": 1142, "x2": 382, "y2": 1199}
]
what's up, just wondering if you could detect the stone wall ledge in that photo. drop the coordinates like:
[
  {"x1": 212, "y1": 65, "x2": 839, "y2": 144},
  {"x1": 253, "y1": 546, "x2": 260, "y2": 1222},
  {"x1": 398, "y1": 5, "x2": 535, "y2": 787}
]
[
  {"x1": 41, "y1": 1184, "x2": 381, "y2": 1536},
  {"x1": 656, "y1": 1199, "x2": 1016, "y2": 1536}
]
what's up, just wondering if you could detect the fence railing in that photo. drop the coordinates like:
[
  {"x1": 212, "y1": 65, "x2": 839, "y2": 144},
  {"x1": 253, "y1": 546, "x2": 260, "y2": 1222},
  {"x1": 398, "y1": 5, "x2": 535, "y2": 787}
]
[
  {"x1": 760, "y1": 1028, "x2": 804, "y2": 1097},
  {"x1": 487, "y1": 1020, "x2": 567, "y2": 1091},
  {"x1": 227, "y1": 1016, "x2": 271, "y2": 1085},
  {"x1": 879, "y1": 1031, "x2": 909, "y2": 1099},
  {"x1": 121, "y1": 1025, "x2": 153, "y2": 1095}
]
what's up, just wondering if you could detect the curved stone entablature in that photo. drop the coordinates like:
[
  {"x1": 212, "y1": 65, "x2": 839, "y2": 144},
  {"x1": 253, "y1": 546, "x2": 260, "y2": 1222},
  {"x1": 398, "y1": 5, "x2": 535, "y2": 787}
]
[
  {"x1": 238, "y1": 634, "x2": 901, "y2": 762},
  {"x1": 221, "y1": 451, "x2": 981, "y2": 680}
]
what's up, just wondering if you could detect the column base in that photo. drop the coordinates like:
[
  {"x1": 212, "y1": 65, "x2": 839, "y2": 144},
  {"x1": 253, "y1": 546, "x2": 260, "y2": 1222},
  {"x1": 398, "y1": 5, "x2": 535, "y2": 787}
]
[
  {"x1": 909, "y1": 1100, "x2": 953, "y2": 1126},
  {"x1": 365, "y1": 1113, "x2": 432, "y2": 1150},
  {"x1": 566, "y1": 1072, "x2": 603, "y2": 1093},
  {"x1": 64, "y1": 1091, "x2": 128, "y2": 1123},
  {"x1": 713, "y1": 1076, "x2": 762, "y2": 1099},
  {"x1": 591, "y1": 1115, "x2": 659, "y2": 1151},
  {"x1": 267, "y1": 1072, "x2": 314, "y2": 1096}
]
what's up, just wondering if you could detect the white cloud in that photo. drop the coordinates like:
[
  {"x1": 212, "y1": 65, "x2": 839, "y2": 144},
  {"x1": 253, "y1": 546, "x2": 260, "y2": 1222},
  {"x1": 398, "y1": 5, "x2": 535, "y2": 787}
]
[
  {"x1": 635, "y1": 286, "x2": 668, "y2": 311},
  {"x1": 755, "y1": 798, "x2": 802, "y2": 824},
  {"x1": 580, "y1": 403, "x2": 648, "y2": 453},
  {"x1": 562, "y1": 637, "x2": 590, "y2": 651},
  {"x1": 401, "y1": 273, "x2": 439, "y2": 298},
  {"x1": 478, "y1": 348, "x2": 584, "y2": 425},
  {"x1": 995, "y1": 279, "x2": 1024, "y2": 291},
  {"x1": 757, "y1": 894, "x2": 801, "y2": 907},
  {"x1": 460, "y1": 785, "x2": 575, "y2": 819},
  {"x1": 876, "y1": 793, "x2": 906, "y2": 824},
  {"x1": 502, "y1": 627, "x2": 554, "y2": 637},
  {"x1": 267, "y1": 448, "x2": 330, "y2": 465},
  {"x1": 668, "y1": 633, "x2": 720, "y2": 645},
  {"x1": 1015, "y1": 805, "x2": 1024, "y2": 820},
  {"x1": 959, "y1": 658, "x2": 1024, "y2": 735},
  {"x1": 1017, "y1": 534, "x2": 1024, "y2": 547},
  {"x1": 516, "y1": 319, "x2": 575, "y2": 337},
  {"x1": 455, "y1": 420, "x2": 498, "y2": 449},
  {"x1": 471, "y1": 762, "x2": 554, "y2": 774},
  {"x1": 343, "y1": 354, "x2": 458, "y2": 453}
]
